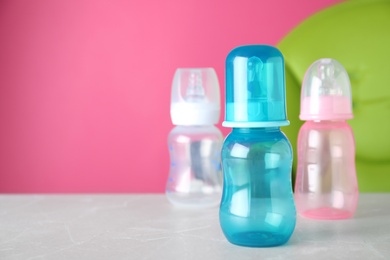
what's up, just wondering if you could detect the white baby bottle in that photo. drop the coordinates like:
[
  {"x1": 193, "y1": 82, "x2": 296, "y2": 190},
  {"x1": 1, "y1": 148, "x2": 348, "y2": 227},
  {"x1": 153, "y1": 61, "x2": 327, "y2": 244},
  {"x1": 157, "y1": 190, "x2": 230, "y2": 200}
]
[{"x1": 166, "y1": 68, "x2": 223, "y2": 207}]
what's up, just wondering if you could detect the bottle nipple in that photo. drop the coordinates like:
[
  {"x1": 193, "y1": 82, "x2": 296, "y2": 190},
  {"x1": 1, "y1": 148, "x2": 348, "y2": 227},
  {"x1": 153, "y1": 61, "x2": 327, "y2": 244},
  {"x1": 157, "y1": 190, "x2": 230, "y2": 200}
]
[
  {"x1": 185, "y1": 70, "x2": 205, "y2": 102},
  {"x1": 316, "y1": 59, "x2": 341, "y2": 96},
  {"x1": 247, "y1": 56, "x2": 264, "y2": 99}
]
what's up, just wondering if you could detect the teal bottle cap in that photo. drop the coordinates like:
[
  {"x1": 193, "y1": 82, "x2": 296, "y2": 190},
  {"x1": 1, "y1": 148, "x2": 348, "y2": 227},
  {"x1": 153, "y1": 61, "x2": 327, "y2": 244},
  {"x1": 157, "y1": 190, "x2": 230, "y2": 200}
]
[{"x1": 223, "y1": 45, "x2": 289, "y2": 128}]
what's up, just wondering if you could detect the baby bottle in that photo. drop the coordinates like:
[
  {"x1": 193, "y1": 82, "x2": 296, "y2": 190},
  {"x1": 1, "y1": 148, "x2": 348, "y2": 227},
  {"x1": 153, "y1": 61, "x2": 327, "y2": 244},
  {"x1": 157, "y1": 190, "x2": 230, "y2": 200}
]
[
  {"x1": 295, "y1": 58, "x2": 358, "y2": 219},
  {"x1": 166, "y1": 68, "x2": 223, "y2": 208},
  {"x1": 219, "y1": 45, "x2": 296, "y2": 247}
]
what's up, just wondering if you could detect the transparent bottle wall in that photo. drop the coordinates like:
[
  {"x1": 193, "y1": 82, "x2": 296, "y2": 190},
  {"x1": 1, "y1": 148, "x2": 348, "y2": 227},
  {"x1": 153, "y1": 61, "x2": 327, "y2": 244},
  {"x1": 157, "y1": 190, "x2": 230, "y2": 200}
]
[
  {"x1": 166, "y1": 125, "x2": 223, "y2": 208},
  {"x1": 220, "y1": 128, "x2": 296, "y2": 247},
  {"x1": 295, "y1": 121, "x2": 358, "y2": 219}
]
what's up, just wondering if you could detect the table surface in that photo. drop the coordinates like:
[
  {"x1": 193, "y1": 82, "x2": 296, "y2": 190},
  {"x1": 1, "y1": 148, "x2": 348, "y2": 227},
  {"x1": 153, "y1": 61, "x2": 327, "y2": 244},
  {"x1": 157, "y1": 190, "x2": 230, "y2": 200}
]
[{"x1": 1, "y1": 194, "x2": 389, "y2": 260}]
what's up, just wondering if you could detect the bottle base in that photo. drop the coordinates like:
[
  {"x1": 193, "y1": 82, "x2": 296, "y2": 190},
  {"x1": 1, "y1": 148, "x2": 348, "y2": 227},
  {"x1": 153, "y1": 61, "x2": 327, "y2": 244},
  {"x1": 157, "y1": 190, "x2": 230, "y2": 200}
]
[
  {"x1": 225, "y1": 231, "x2": 290, "y2": 247},
  {"x1": 299, "y1": 207, "x2": 354, "y2": 220},
  {"x1": 166, "y1": 192, "x2": 221, "y2": 208}
]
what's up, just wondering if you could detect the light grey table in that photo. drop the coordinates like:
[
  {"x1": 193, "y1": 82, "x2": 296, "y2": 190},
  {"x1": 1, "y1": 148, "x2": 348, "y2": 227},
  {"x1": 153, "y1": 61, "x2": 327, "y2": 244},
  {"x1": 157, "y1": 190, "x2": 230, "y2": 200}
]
[{"x1": 1, "y1": 194, "x2": 389, "y2": 260}]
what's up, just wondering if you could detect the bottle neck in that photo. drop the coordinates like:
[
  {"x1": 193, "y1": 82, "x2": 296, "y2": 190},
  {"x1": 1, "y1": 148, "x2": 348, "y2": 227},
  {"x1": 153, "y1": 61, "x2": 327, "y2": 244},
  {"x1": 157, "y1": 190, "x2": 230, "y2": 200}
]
[
  {"x1": 175, "y1": 124, "x2": 215, "y2": 128},
  {"x1": 304, "y1": 120, "x2": 349, "y2": 129},
  {"x1": 308, "y1": 119, "x2": 348, "y2": 126},
  {"x1": 232, "y1": 127, "x2": 280, "y2": 134},
  {"x1": 311, "y1": 119, "x2": 346, "y2": 123}
]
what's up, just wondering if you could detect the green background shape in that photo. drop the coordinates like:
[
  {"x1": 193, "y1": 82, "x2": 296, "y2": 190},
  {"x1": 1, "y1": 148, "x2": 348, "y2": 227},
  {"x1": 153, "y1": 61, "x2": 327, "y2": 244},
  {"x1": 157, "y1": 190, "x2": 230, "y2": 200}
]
[{"x1": 278, "y1": 0, "x2": 390, "y2": 192}]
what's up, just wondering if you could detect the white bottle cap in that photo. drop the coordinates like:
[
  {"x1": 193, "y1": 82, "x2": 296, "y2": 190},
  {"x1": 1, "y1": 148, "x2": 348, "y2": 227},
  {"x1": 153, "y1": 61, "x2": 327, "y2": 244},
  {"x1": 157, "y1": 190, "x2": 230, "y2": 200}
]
[{"x1": 170, "y1": 68, "x2": 221, "y2": 125}]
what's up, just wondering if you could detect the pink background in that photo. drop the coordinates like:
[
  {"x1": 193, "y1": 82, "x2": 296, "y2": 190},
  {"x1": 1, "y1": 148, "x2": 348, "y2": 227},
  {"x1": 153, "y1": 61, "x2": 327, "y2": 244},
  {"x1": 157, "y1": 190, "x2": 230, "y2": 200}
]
[{"x1": 0, "y1": 0, "x2": 343, "y2": 193}]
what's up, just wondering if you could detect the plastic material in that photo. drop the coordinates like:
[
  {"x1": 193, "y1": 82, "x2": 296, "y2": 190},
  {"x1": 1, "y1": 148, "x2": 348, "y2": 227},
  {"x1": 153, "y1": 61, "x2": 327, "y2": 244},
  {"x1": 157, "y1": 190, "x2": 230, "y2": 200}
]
[
  {"x1": 278, "y1": 0, "x2": 390, "y2": 192},
  {"x1": 220, "y1": 45, "x2": 296, "y2": 247},
  {"x1": 220, "y1": 128, "x2": 296, "y2": 247},
  {"x1": 295, "y1": 121, "x2": 358, "y2": 219},
  {"x1": 167, "y1": 68, "x2": 223, "y2": 208},
  {"x1": 300, "y1": 59, "x2": 353, "y2": 120},
  {"x1": 295, "y1": 59, "x2": 358, "y2": 220},
  {"x1": 166, "y1": 126, "x2": 223, "y2": 207},
  {"x1": 171, "y1": 68, "x2": 220, "y2": 125},
  {"x1": 223, "y1": 45, "x2": 289, "y2": 128}
]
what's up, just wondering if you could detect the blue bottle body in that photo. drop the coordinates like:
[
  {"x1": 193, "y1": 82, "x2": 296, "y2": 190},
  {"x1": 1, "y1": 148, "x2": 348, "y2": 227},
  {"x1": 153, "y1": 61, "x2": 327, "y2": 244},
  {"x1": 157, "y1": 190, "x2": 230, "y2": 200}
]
[{"x1": 220, "y1": 127, "x2": 296, "y2": 247}]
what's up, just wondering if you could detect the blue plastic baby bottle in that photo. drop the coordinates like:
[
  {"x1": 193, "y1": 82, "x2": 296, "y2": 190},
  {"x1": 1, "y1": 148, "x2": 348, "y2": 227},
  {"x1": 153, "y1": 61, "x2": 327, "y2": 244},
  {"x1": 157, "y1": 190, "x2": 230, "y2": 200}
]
[{"x1": 219, "y1": 45, "x2": 296, "y2": 247}]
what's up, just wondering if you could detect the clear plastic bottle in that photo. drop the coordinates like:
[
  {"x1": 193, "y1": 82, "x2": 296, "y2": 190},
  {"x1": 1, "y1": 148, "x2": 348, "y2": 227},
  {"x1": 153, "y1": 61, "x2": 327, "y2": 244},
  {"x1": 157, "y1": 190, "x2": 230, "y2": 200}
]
[
  {"x1": 166, "y1": 68, "x2": 223, "y2": 208},
  {"x1": 295, "y1": 59, "x2": 358, "y2": 219},
  {"x1": 220, "y1": 45, "x2": 296, "y2": 247}
]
